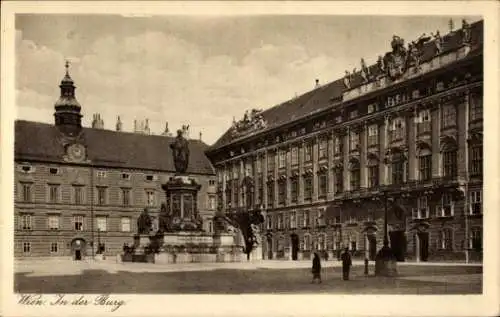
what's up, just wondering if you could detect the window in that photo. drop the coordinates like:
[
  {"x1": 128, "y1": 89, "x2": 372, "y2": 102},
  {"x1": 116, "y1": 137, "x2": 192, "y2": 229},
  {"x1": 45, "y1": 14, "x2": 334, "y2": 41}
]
[
  {"x1": 392, "y1": 160, "x2": 404, "y2": 185},
  {"x1": 304, "y1": 211, "x2": 310, "y2": 228},
  {"x1": 317, "y1": 209, "x2": 326, "y2": 227},
  {"x1": 21, "y1": 165, "x2": 32, "y2": 173},
  {"x1": 335, "y1": 169, "x2": 343, "y2": 194},
  {"x1": 368, "y1": 165, "x2": 379, "y2": 188},
  {"x1": 417, "y1": 109, "x2": 431, "y2": 134},
  {"x1": 349, "y1": 131, "x2": 360, "y2": 151},
  {"x1": 442, "y1": 104, "x2": 457, "y2": 128},
  {"x1": 470, "y1": 227, "x2": 482, "y2": 251},
  {"x1": 349, "y1": 110, "x2": 358, "y2": 119},
  {"x1": 278, "y1": 181, "x2": 286, "y2": 205},
  {"x1": 121, "y1": 217, "x2": 131, "y2": 232},
  {"x1": 470, "y1": 146, "x2": 482, "y2": 176},
  {"x1": 121, "y1": 188, "x2": 131, "y2": 206},
  {"x1": 146, "y1": 190, "x2": 155, "y2": 206},
  {"x1": 146, "y1": 175, "x2": 154, "y2": 181},
  {"x1": 277, "y1": 213, "x2": 284, "y2": 230},
  {"x1": 304, "y1": 176, "x2": 313, "y2": 200},
  {"x1": 121, "y1": 173, "x2": 130, "y2": 180},
  {"x1": 443, "y1": 150, "x2": 457, "y2": 178},
  {"x1": 303, "y1": 235, "x2": 311, "y2": 250},
  {"x1": 48, "y1": 184, "x2": 60, "y2": 203},
  {"x1": 232, "y1": 181, "x2": 239, "y2": 206},
  {"x1": 21, "y1": 183, "x2": 32, "y2": 202},
  {"x1": 291, "y1": 178, "x2": 298, "y2": 203},
  {"x1": 267, "y1": 182, "x2": 274, "y2": 207},
  {"x1": 278, "y1": 150, "x2": 286, "y2": 169},
  {"x1": 208, "y1": 195, "x2": 216, "y2": 210},
  {"x1": 469, "y1": 94, "x2": 483, "y2": 121},
  {"x1": 291, "y1": 147, "x2": 298, "y2": 165},
  {"x1": 290, "y1": 212, "x2": 297, "y2": 229},
  {"x1": 23, "y1": 242, "x2": 31, "y2": 254},
  {"x1": 469, "y1": 191, "x2": 482, "y2": 215},
  {"x1": 304, "y1": 143, "x2": 313, "y2": 162},
  {"x1": 367, "y1": 125, "x2": 378, "y2": 146},
  {"x1": 48, "y1": 215, "x2": 59, "y2": 230},
  {"x1": 209, "y1": 180, "x2": 216, "y2": 186},
  {"x1": 257, "y1": 178, "x2": 264, "y2": 206},
  {"x1": 266, "y1": 215, "x2": 272, "y2": 230},
  {"x1": 74, "y1": 216, "x2": 84, "y2": 231},
  {"x1": 318, "y1": 173, "x2": 327, "y2": 198},
  {"x1": 233, "y1": 164, "x2": 239, "y2": 179},
  {"x1": 49, "y1": 168, "x2": 59, "y2": 174},
  {"x1": 208, "y1": 221, "x2": 213, "y2": 233},
  {"x1": 97, "y1": 187, "x2": 106, "y2": 205},
  {"x1": 256, "y1": 158, "x2": 262, "y2": 174},
  {"x1": 318, "y1": 139, "x2": 327, "y2": 159},
  {"x1": 437, "y1": 193, "x2": 454, "y2": 217},
  {"x1": 333, "y1": 136, "x2": 342, "y2": 155},
  {"x1": 317, "y1": 234, "x2": 326, "y2": 251},
  {"x1": 419, "y1": 154, "x2": 432, "y2": 181},
  {"x1": 413, "y1": 196, "x2": 429, "y2": 219},
  {"x1": 96, "y1": 171, "x2": 106, "y2": 178},
  {"x1": 350, "y1": 164, "x2": 360, "y2": 190},
  {"x1": 74, "y1": 186, "x2": 84, "y2": 205},
  {"x1": 367, "y1": 103, "x2": 376, "y2": 114},
  {"x1": 439, "y1": 229, "x2": 453, "y2": 250},
  {"x1": 21, "y1": 214, "x2": 32, "y2": 230},
  {"x1": 97, "y1": 216, "x2": 107, "y2": 232},
  {"x1": 50, "y1": 242, "x2": 58, "y2": 253},
  {"x1": 389, "y1": 118, "x2": 405, "y2": 141}
]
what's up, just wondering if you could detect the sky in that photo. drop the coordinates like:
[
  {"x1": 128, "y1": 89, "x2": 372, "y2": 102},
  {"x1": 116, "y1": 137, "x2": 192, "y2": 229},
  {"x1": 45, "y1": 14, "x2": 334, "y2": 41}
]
[{"x1": 15, "y1": 14, "x2": 481, "y2": 145}]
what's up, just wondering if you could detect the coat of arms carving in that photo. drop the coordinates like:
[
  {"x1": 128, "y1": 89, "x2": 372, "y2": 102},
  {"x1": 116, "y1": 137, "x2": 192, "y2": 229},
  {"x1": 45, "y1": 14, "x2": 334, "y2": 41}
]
[{"x1": 385, "y1": 35, "x2": 408, "y2": 80}]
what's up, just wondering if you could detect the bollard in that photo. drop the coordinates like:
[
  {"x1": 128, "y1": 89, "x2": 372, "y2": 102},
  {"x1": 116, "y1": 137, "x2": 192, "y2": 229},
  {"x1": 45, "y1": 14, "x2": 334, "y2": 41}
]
[{"x1": 364, "y1": 258, "x2": 369, "y2": 276}]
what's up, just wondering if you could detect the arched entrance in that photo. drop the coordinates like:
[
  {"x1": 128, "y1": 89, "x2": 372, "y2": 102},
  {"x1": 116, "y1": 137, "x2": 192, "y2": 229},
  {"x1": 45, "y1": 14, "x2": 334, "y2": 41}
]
[
  {"x1": 389, "y1": 230, "x2": 406, "y2": 262},
  {"x1": 71, "y1": 238, "x2": 86, "y2": 261},
  {"x1": 363, "y1": 225, "x2": 378, "y2": 261},
  {"x1": 416, "y1": 231, "x2": 429, "y2": 262},
  {"x1": 266, "y1": 236, "x2": 273, "y2": 260},
  {"x1": 290, "y1": 234, "x2": 299, "y2": 260}
]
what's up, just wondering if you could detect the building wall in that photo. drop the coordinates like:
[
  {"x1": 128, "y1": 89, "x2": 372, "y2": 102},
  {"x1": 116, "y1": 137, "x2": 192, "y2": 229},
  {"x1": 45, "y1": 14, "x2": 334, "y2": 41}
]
[{"x1": 14, "y1": 161, "x2": 217, "y2": 258}]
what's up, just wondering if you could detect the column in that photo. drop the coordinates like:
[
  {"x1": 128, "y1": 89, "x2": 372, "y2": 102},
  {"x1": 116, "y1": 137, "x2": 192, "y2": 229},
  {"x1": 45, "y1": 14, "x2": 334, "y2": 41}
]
[
  {"x1": 360, "y1": 123, "x2": 368, "y2": 188},
  {"x1": 298, "y1": 142, "x2": 304, "y2": 204},
  {"x1": 383, "y1": 116, "x2": 390, "y2": 185},
  {"x1": 312, "y1": 137, "x2": 319, "y2": 201},
  {"x1": 408, "y1": 109, "x2": 417, "y2": 181},
  {"x1": 222, "y1": 164, "x2": 226, "y2": 213},
  {"x1": 274, "y1": 149, "x2": 279, "y2": 207},
  {"x1": 432, "y1": 102, "x2": 441, "y2": 177},
  {"x1": 343, "y1": 128, "x2": 350, "y2": 191},
  {"x1": 415, "y1": 233, "x2": 420, "y2": 262},
  {"x1": 286, "y1": 145, "x2": 291, "y2": 205},
  {"x1": 263, "y1": 152, "x2": 268, "y2": 208},
  {"x1": 327, "y1": 132, "x2": 335, "y2": 200}
]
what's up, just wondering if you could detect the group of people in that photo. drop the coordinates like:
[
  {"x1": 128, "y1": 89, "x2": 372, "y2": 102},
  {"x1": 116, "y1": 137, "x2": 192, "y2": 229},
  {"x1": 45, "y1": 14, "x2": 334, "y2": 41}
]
[{"x1": 311, "y1": 248, "x2": 352, "y2": 284}]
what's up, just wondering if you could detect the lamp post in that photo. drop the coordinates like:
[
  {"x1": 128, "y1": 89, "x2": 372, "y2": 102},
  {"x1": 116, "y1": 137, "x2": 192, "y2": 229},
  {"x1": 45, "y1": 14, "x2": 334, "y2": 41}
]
[{"x1": 375, "y1": 189, "x2": 398, "y2": 276}]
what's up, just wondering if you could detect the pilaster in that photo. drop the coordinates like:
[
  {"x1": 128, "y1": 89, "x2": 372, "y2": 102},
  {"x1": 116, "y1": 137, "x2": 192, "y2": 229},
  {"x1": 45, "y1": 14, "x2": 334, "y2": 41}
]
[
  {"x1": 312, "y1": 137, "x2": 319, "y2": 201},
  {"x1": 360, "y1": 123, "x2": 368, "y2": 188}
]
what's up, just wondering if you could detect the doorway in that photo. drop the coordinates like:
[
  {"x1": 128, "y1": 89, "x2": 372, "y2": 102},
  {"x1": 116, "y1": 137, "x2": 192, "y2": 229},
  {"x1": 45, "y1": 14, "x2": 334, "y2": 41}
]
[
  {"x1": 389, "y1": 230, "x2": 407, "y2": 262},
  {"x1": 267, "y1": 238, "x2": 273, "y2": 260},
  {"x1": 417, "y1": 232, "x2": 429, "y2": 262},
  {"x1": 368, "y1": 235, "x2": 377, "y2": 261},
  {"x1": 71, "y1": 238, "x2": 86, "y2": 261},
  {"x1": 290, "y1": 234, "x2": 299, "y2": 261},
  {"x1": 75, "y1": 250, "x2": 82, "y2": 260}
]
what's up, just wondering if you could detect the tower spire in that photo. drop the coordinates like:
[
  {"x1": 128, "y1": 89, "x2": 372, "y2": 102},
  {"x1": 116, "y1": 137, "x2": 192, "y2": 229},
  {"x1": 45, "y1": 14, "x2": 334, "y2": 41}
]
[{"x1": 54, "y1": 60, "x2": 82, "y2": 136}]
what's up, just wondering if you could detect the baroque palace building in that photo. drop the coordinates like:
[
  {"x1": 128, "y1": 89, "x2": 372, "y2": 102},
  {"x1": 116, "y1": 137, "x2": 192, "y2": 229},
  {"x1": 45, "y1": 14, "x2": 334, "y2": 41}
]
[
  {"x1": 206, "y1": 20, "x2": 483, "y2": 262},
  {"x1": 14, "y1": 64, "x2": 217, "y2": 259}
]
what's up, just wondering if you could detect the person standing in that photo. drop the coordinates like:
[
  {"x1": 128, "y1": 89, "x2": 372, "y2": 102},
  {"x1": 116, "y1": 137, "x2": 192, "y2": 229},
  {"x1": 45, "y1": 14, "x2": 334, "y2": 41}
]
[
  {"x1": 341, "y1": 247, "x2": 352, "y2": 280},
  {"x1": 311, "y1": 252, "x2": 322, "y2": 284}
]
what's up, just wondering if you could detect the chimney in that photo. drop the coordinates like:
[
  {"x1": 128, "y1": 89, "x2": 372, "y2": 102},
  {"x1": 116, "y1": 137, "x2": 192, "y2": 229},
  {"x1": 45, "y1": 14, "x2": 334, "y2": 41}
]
[
  {"x1": 116, "y1": 116, "x2": 122, "y2": 131},
  {"x1": 315, "y1": 79, "x2": 320, "y2": 88},
  {"x1": 448, "y1": 18, "x2": 454, "y2": 33},
  {"x1": 91, "y1": 113, "x2": 104, "y2": 129},
  {"x1": 145, "y1": 118, "x2": 150, "y2": 135},
  {"x1": 199, "y1": 131, "x2": 202, "y2": 141}
]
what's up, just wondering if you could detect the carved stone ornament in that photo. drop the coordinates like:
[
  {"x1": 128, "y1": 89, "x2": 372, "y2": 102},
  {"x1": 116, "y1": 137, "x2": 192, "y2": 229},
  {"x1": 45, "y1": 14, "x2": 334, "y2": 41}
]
[
  {"x1": 66, "y1": 143, "x2": 86, "y2": 162},
  {"x1": 385, "y1": 35, "x2": 409, "y2": 80},
  {"x1": 231, "y1": 109, "x2": 267, "y2": 138}
]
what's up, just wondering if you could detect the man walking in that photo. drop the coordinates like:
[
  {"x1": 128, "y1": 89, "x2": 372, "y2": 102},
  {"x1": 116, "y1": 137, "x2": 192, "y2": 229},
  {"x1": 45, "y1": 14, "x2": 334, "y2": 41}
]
[{"x1": 341, "y1": 247, "x2": 352, "y2": 280}]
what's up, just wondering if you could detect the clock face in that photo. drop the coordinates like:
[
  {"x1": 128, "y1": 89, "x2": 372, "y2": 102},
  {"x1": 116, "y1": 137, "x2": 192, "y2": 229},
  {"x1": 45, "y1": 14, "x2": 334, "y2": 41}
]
[{"x1": 68, "y1": 143, "x2": 85, "y2": 162}]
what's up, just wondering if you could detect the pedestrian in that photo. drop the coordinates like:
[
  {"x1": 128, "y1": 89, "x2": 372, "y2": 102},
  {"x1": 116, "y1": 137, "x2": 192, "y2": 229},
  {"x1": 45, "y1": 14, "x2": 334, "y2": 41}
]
[
  {"x1": 311, "y1": 252, "x2": 322, "y2": 284},
  {"x1": 341, "y1": 247, "x2": 352, "y2": 280}
]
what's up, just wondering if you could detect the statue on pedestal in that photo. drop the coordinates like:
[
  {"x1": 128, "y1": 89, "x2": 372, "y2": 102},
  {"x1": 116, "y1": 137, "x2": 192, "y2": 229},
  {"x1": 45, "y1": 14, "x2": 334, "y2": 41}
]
[
  {"x1": 170, "y1": 129, "x2": 190, "y2": 174},
  {"x1": 158, "y1": 203, "x2": 172, "y2": 233},
  {"x1": 137, "y1": 207, "x2": 152, "y2": 234}
]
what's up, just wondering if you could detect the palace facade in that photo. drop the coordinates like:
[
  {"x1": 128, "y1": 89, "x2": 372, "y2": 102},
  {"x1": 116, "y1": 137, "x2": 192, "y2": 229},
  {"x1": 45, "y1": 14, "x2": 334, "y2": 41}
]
[
  {"x1": 206, "y1": 20, "x2": 483, "y2": 262},
  {"x1": 14, "y1": 67, "x2": 217, "y2": 259}
]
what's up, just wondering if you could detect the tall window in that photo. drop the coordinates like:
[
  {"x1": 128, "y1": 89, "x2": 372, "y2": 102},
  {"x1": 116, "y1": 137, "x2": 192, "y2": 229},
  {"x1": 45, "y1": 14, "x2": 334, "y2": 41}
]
[
  {"x1": 417, "y1": 109, "x2": 431, "y2": 134},
  {"x1": 297, "y1": 212, "x2": 304, "y2": 229},
  {"x1": 303, "y1": 235, "x2": 311, "y2": 250},
  {"x1": 208, "y1": 195, "x2": 216, "y2": 210},
  {"x1": 469, "y1": 190, "x2": 482, "y2": 215},
  {"x1": 349, "y1": 131, "x2": 360, "y2": 151},
  {"x1": 21, "y1": 214, "x2": 32, "y2": 230},
  {"x1": 48, "y1": 215, "x2": 59, "y2": 230},
  {"x1": 290, "y1": 212, "x2": 297, "y2": 229},
  {"x1": 291, "y1": 147, "x2": 299, "y2": 166},
  {"x1": 413, "y1": 196, "x2": 429, "y2": 219},
  {"x1": 23, "y1": 242, "x2": 31, "y2": 254},
  {"x1": 442, "y1": 103, "x2": 457, "y2": 128},
  {"x1": 304, "y1": 143, "x2": 313, "y2": 162},
  {"x1": 291, "y1": 177, "x2": 298, "y2": 203},
  {"x1": 257, "y1": 178, "x2": 264, "y2": 206},
  {"x1": 278, "y1": 181, "x2": 286, "y2": 205},
  {"x1": 50, "y1": 242, "x2": 58, "y2": 253},
  {"x1": 233, "y1": 164, "x2": 239, "y2": 180},
  {"x1": 470, "y1": 145, "x2": 483, "y2": 176},
  {"x1": 73, "y1": 216, "x2": 84, "y2": 231},
  {"x1": 317, "y1": 209, "x2": 326, "y2": 227},
  {"x1": 437, "y1": 193, "x2": 454, "y2": 217},
  {"x1": 368, "y1": 164, "x2": 379, "y2": 188},
  {"x1": 367, "y1": 124, "x2": 378, "y2": 146},
  {"x1": 335, "y1": 169, "x2": 343, "y2": 194},
  {"x1": 318, "y1": 138, "x2": 328, "y2": 159},
  {"x1": 277, "y1": 213, "x2": 284, "y2": 230},
  {"x1": 469, "y1": 94, "x2": 483, "y2": 121},
  {"x1": 334, "y1": 136, "x2": 342, "y2": 155},
  {"x1": 49, "y1": 184, "x2": 59, "y2": 203},
  {"x1": 318, "y1": 173, "x2": 327, "y2": 198},
  {"x1": 74, "y1": 186, "x2": 84, "y2": 205},
  {"x1": 233, "y1": 180, "x2": 239, "y2": 207},
  {"x1": 121, "y1": 217, "x2": 131, "y2": 232},
  {"x1": 21, "y1": 183, "x2": 32, "y2": 202},
  {"x1": 350, "y1": 161, "x2": 360, "y2": 190},
  {"x1": 389, "y1": 117, "x2": 405, "y2": 141},
  {"x1": 317, "y1": 234, "x2": 326, "y2": 251},
  {"x1": 304, "y1": 176, "x2": 313, "y2": 200},
  {"x1": 267, "y1": 182, "x2": 274, "y2": 207},
  {"x1": 419, "y1": 154, "x2": 432, "y2": 181},
  {"x1": 266, "y1": 215, "x2": 272, "y2": 230},
  {"x1": 470, "y1": 227, "x2": 482, "y2": 251},
  {"x1": 97, "y1": 187, "x2": 106, "y2": 205},
  {"x1": 97, "y1": 216, "x2": 107, "y2": 232},
  {"x1": 392, "y1": 160, "x2": 404, "y2": 185},
  {"x1": 256, "y1": 157, "x2": 262, "y2": 174},
  {"x1": 267, "y1": 153, "x2": 275, "y2": 172},
  {"x1": 303, "y1": 211, "x2": 310, "y2": 228},
  {"x1": 439, "y1": 229, "x2": 453, "y2": 250},
  {"x1": 278, "y1": 150, "x2": 286, "y2": 169},
  {"x1": 146, "y1": 190, "x2": 155, "y2": 206},
  {"x1": 122, "y1": 188, "x2": 131, "y2": 206},
  {"x1": 443, "y1": 150, "x2": 457, "y2": 178}
]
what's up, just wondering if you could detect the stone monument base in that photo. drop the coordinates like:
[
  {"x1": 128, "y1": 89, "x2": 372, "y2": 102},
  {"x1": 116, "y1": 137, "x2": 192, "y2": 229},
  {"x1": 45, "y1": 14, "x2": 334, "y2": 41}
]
[{"x1": 374, "y1": 246, "x2": 398, "y2": 277}]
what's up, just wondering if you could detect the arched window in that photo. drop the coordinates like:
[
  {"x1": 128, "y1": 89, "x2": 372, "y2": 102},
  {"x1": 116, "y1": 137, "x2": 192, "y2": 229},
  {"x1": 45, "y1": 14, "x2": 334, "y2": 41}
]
[{"x1": 417, "y1": 144, "x2": 432, "y2": 181}]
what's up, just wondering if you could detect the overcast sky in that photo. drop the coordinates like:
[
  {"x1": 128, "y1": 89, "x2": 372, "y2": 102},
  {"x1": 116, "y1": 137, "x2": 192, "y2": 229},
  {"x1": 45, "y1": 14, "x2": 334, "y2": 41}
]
[{"x1": 15, "y1": 14, "x2": 481, "y2": 145}]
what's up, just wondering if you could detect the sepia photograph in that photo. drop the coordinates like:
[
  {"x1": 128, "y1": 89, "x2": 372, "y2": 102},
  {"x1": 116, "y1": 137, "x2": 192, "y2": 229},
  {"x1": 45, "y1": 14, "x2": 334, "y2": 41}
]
[{"x1": 1, "y1": 1, "x2": 499, "y2": 317}]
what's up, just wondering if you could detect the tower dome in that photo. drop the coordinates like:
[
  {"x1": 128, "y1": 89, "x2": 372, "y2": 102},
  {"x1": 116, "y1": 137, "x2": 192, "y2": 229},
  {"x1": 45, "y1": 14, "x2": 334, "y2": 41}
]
[{"x1": 54, "y1": 61, "x2": 83, "y2": 136}]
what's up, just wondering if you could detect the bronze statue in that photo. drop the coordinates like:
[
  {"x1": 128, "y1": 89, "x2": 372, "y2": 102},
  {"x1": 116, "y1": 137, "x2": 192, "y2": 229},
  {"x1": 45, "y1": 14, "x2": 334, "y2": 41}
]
[
  {"x1": 137, "y1": 207, "x2": 152, "y2": 234},
  {"x1": 170, "y1": 129, "x2": 190, "y2": 174},
  {"x1": 158, "y1": 203, "x2": 171, "y2": 233}
]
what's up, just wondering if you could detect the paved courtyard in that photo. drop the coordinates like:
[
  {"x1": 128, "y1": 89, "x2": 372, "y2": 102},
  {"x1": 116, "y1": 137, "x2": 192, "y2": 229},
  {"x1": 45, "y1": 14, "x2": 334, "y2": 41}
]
[{"x1": 14, "y1": 259, "x2": 482, "y2": 294}]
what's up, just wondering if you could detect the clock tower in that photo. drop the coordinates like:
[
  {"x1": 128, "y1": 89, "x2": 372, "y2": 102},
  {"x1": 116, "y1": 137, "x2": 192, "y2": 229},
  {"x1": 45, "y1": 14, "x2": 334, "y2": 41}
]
[{"x1": 54, "y1": 61, "x2": 83, "y2": 137}]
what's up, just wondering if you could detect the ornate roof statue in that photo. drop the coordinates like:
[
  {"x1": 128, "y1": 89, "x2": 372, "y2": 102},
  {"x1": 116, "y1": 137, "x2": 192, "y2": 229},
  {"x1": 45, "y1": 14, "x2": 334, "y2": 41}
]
[
  {"x1": 343, "y1": 70, "x2": 351, "y2": 89},
  {"x1": 170, "y1": 129, "x2": 190, "y2": 174},
  {"x1": 431, "y1": 30, "x2": 443, "y2": 54},
  {"x1": 360, "y1": 58, "x2": 370, "y2": 82},
  {"x1": 231, "y1": 108, "x2": 267, "y2": 137},
  {"x1": 385, "y1": 35, "x2": 408, "y2": 80},
  {"x1": 377, "y1": 55, "x2": 386, "y2": 72},
  {"x1": 461, "y1": 19, "x2": 472, "y2": 44}
]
